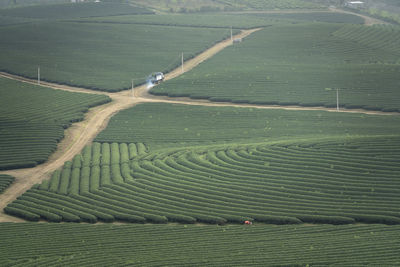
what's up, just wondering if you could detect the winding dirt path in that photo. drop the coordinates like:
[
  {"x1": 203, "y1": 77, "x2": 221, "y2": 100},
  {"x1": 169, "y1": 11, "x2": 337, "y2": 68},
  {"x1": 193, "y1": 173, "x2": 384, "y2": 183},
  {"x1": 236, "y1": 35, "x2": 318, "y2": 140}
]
[
  {"x1": 0, "y1": 16, "x2": 397, "y2": 222},
  {"x1": 0, "y1": 29, "x2": 260, "y2": 222}
]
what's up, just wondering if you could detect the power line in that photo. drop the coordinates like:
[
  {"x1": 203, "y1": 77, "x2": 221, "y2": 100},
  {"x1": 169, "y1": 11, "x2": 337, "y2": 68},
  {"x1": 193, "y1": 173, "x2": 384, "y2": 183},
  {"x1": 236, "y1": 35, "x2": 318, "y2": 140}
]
[{"x1": 181, "y1": 52, "x2": 184, "y2": 73}]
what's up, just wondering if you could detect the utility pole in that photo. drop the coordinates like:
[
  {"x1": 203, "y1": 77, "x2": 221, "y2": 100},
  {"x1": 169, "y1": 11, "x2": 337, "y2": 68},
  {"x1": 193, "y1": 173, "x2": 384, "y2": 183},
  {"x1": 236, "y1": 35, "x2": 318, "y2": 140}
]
[
  {"x1": 131, "y1": 79, "x2": 134, "y2": 97},
  {"x1": 38, "y1": 66, "x2": 40, "y2": 85},
  {"x1": 181, "y1": 52, "x2": 184, "y2": 73},
  {"x1": 230, "y1": 26, "x2": 233, "y2": 42},
  {"x1": 336, "y1": 88, "x2": 339, "y2": 111}
]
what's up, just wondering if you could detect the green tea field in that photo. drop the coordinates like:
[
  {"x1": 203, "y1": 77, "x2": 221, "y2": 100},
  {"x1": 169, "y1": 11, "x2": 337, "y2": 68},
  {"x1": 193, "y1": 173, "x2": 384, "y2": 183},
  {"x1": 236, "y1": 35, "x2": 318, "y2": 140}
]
[
  {"x1": 152, "y1": 23, "x2": 400, "y2": 112},
  {"x1": 1, "y1": 1, "x2": 399, "y2": 265},
  {"x1": 1, "y1": 223, "x2": 399, "y2": 266},
  {"x1": 80, "y1": 11, "x2": 364, "y2": 29},
  {"x1": 0, "y1": 21, "x2": 232, "y2": 91},
  {"x1": 7, "y1": 103, "x2": 400, "y2": 224},
  {"x1": 0, "y1": 175, "x2": 14, "y2": 194},
  {"x1": 0, "y1": 78, "x2": 110, "y2": 170}
]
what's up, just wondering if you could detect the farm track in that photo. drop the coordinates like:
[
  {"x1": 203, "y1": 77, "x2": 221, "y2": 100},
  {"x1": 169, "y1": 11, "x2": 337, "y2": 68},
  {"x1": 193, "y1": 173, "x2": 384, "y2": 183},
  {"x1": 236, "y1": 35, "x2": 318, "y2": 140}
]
[{"x1": 0, "y1": 12, "x2": 397, "y2": 223}]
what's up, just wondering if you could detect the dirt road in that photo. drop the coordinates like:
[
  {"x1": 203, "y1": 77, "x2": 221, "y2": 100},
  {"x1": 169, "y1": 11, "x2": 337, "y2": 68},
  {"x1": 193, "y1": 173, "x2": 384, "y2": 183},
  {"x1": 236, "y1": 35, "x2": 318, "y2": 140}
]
[
  {"x1": 0, "y1": 16, "x2": 396, "y2": 222},
  {"x1": 0, "y1": 29, "x2": 260, "y2": 222}
]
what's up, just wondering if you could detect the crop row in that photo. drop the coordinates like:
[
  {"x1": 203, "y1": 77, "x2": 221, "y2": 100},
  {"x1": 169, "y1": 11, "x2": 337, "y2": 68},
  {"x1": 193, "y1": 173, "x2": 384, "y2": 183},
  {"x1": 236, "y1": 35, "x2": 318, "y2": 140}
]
[
  {"x1": 0, "y1": 21, "x2": 232, "y2": 91},
  {"x1": 94, "y1": 102, "x2": 400, "y2": 151},
  {"x1": 0, "y1": 78, "x2": 111, "y2": 170},
  {"x1": 80, "y1": 12, "x2": 363, "y2": 30},
  {"x1": 151, "y1": 23, "x2": 400, "y2": 111},
  {"x1": 333, "y1": 24, "x2": 400, "y2": 58},
  {"x1": 0, "y1": 2, "x2": 153, "y2": 19},
  {"x1": 6, "y1": 136, "x2": 400, "y2": 224},
  {"x1": 0, "y1": 174, "x2": 14, "y2": 194},
  {"x1": 37, "y1": 142, "x2": 147, "y2": 196},
  {"x1": 1, "y1": 223, "x2": 399, "y2": 266},
  {"x1": 223, "y1": 0, "x2": 323, "y2": 9}
]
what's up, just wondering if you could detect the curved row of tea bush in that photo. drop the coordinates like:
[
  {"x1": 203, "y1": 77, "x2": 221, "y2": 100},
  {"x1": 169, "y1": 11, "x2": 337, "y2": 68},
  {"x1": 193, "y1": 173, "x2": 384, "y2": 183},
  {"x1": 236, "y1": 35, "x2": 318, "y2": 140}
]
[
  {"x1": 0, "y1": 174, "x2": 14, "y2": 194},
  {"x1": 1, "y1": 223, "x2": 399, "y2": 266},
  {"x1": 332, "y1": 24, "x2": 400, "y2": 58},
  {"x1": 0, "y1": 78, "x2": 111, "y2": 170},
  {"x1": 152, "y1": 23, "x2": 400, "y2": 112},
  {"x1": 38, "y1": 142, "x2": 148, "y2": 196},
  {"x1": 6, "y1": 136, "x2": 400, "y2": 224}
]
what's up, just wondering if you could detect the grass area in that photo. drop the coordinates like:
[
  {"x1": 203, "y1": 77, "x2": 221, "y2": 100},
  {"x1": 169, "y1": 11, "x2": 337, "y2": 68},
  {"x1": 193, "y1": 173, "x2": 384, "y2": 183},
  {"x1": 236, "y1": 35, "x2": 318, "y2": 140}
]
[
  {"x1": 0, "y1": 2, "x2": 153, "y2": 19},
  {"x1": 79, "y1": 11, "x2": 363, "y2": 29},
  {"x1": 94, "y1": 103, "x2": 400, "y2": 149},
  {"x1": 0, "y1": 78, "x2": 110, "y2": 170},
  {"x1": 7, "y1": 103, "x2": 400, "y2": 224},
  {"x1": 0, "y1": 174, "x2": 14, "y2": 194},
  {"x1": 0, "y1": 21, "x2": 232, "y2": 91},
  {"x1": 152, "y1": 23, "x2": 400, "y2": 112},
  {"x1": 1, "y1": 223, "x2": 399, "y2": 266}
]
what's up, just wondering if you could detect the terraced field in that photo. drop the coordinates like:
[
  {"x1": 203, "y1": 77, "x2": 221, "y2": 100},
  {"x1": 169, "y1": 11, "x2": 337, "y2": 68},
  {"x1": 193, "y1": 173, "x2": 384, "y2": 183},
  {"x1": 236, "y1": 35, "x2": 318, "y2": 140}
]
[
  {"x1": 1, "y1": 223, "x2": 400, "y2": 266},
  {"x1": 152, "y1": 23, "x2": 400, "y2": 112},
  {"x1": 0, "y1": 175, "x2": 14, "y2": 194},
  {"x1": 0, "y1": 78, "x2": 110, "y2": 170}
]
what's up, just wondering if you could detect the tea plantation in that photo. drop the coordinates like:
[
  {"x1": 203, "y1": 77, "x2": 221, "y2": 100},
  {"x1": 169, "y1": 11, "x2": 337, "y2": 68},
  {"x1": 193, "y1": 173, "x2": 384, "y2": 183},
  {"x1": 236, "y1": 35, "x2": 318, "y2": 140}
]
[
  {"x1": 7, "y1": 103, "x2": 400, "y2": 224},
  {"x1": 0, "y1": 78, "x2": 110, "y2": 170},
  {"x1": 0, "y1": 2, "x2": 153, "y2": 19},
  {"x1": 81, "y1": 11, "x2": 363, "y2": 29},
  {"x1": 1, "y1": 223, "x2": 399, "y2": 266},
  {"x1": 0, "y1": 21, "x2": 232, "y2": 91},
  {"x1": 152, "y1": 23, "x2": 400, "y2": 112},
  {"x1": 1, "y1": 2, "x2": 400, "y2": 265},
  {"x1": 0, "y1": 175, "x2": 14, "y2": 194},
  {"x1": 94, "y1": 103, "x2": 400, "y2": 150}
]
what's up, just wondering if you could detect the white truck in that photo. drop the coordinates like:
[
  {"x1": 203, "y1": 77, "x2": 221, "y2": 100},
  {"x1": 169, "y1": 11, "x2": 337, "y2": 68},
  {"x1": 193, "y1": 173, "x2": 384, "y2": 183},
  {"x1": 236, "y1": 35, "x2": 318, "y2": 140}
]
[{"x1": 147, "y1": 72, "x2": 165, "y2": 85}]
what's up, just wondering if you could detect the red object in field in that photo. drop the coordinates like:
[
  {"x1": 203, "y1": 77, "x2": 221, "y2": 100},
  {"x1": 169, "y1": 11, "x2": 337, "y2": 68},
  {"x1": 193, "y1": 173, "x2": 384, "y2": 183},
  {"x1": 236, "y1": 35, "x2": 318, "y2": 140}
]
[{"x1": 244, "y1": 220, "x2": 252, "y2": 225}]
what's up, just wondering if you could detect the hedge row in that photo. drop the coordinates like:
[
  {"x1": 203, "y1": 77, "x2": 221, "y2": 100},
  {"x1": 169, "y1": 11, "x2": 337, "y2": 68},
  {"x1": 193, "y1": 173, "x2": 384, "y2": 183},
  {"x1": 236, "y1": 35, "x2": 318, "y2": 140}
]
[{"x1": 0, "y1": 174, "x2": 15, "y2": 194}]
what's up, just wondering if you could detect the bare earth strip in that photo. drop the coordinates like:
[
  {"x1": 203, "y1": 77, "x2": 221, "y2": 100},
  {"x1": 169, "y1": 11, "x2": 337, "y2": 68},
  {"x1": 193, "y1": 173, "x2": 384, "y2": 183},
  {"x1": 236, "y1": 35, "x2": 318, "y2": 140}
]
[{"x1": 0, "y1": 17, "x2": 397, "y2": 222}]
